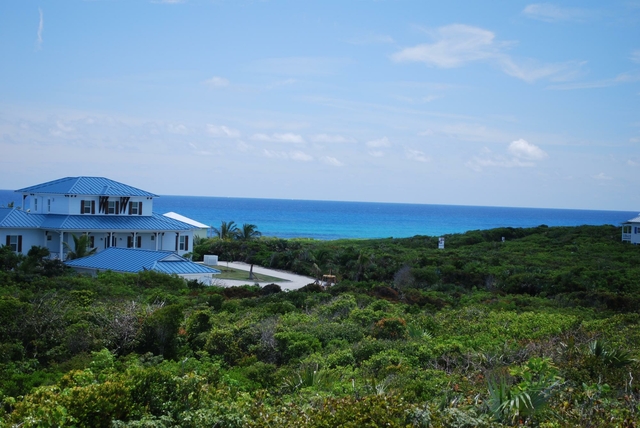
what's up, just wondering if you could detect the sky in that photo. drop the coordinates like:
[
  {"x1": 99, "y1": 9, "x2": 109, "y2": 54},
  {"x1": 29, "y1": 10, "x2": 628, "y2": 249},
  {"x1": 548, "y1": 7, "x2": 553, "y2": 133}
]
[{"x1": 0, "y1": 1, "x2": 639, "y2": 211}]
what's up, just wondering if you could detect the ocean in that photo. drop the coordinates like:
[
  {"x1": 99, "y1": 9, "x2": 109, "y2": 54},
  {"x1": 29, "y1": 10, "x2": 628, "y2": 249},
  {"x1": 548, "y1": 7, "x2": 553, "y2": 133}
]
[{"x1": 3, "y1": 189, "x2": 635, "y2": 240}]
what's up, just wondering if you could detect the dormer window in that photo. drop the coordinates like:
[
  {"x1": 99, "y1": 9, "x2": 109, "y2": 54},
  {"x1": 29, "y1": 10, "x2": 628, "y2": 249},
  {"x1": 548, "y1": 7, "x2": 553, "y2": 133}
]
[
  {"x1": 81, "y1": 200, "x2": 95, "y2": 214},
  {"x1": 129, "y1": 201, "x2": 142, "y2": 215},
  {"x1": 108, "y1": 201, "x2": 116, "y2": 214},
  {"x1": 33, "y1": 198, "x2": 38, "y2": 212}
]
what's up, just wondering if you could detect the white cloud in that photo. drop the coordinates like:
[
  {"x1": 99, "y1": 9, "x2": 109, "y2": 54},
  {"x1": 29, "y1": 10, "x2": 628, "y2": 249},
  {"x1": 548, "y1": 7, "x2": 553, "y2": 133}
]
[
  {"x1": 204, "y1": 76, "x2": 229, "y2": 88},
  {"x1": 593, "y1": 172, "x2": 612, "y2": 180},
  {"x1": 508, "y1": 139, "x2": 548, "y2": 160},
  {"x1": 366, "y1": 136, "x2": 391, "y2": 148},
  {"x1": 290, "y1": 151, "x2": 313, "y2": 162},
  {"x1": 49, "y1": 121, "x2": 75, "y2": 137},
  {"x1": 466, "y1": 156, "x2": 534, "y2": 171},
  {"x1": 263, "y1": 149, "x2": 312, "y2": 161},
  {"x1": 523, "y1": 3, "x2": 591, "y2": 22},
  {"x1": 167, "y1": 124, "x2": 188, "y2": 135},
  {"x1": 391, "y1": 24, "x2": 499, "y2": 68},
  {"x1": 632, "y1": 50, "x2": 640, "y2": 63},
  {"x1": 36, "y1": 8, "x2": 43, "y2": 50},
  {"x1": 207, "y1": 124, "x2": 240, "y2": 138},
  {"x1": 251, "y1": 133, "x2": 304, "y2": 144},
  {"x1": 548, "y1": 71, "x2": 640, "y2": 90},
  {"x1": 321, "y1": 156, "x2": 344, "y2": 167},
  {"x1": 368, "y1": 150, "x2": 385, "y2": 158},
  {"x1": 467, "y1": 140, "x2": 547, "y2": 171},
  {"x1": 311, "y1": 134, "x2": 356, "y2": 144},
  {"x1": 628, "y1": 159, "x2": 638, "y2": 167},
  {"x1": 236, "y1": 141, "x2": 252, "y2": 152},
  {"x1": 405, "y1": 149, "x2": 430, "y2": 163},
  {"x1": 391, "y1": 24, "x2": 577, "y2": 83}
]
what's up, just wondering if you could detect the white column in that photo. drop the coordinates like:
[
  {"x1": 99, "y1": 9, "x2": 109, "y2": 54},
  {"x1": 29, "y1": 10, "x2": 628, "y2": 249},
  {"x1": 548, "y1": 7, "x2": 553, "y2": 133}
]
[
  {"x1": 133, "y1": 232, "x2": 137, "y2": 248},
  {"x1": 155, "y1": 233, "x2": 158, "y2": 250},
  {"x1": 59, "y1": 231, "x2": 64, "y2": 259}
]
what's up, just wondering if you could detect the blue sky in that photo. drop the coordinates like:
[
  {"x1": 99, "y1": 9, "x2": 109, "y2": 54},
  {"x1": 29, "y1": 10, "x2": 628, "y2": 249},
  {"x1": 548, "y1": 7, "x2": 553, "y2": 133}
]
[{"x1": 1, "y1": 1, "x2": 639, "y2": 210}]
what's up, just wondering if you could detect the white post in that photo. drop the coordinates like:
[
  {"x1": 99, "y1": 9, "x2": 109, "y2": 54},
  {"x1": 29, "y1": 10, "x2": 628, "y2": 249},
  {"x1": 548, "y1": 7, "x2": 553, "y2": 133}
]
[
  {"x1": 133, "y1": 232, "x2": 137, "y2": 248},
  {"x1": 59, "y1": 231, "x2": 64, "y2": 259},
  {"x1": 155, "y1": 233, "x2": 158, "y2": 250}
]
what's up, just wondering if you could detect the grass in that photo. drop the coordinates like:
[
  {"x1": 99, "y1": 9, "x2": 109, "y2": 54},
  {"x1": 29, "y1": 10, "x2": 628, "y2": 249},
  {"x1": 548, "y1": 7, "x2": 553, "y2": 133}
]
[{"x1": 206, "y1": 265, "x2": 287, "y2": 283}]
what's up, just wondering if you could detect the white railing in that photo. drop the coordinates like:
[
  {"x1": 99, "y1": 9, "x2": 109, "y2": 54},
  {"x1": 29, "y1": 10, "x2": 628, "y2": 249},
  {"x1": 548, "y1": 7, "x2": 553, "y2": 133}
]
[
  {"x1": 622, "y1": 233, "x2": 632, "y2": 241},
  {"x1": 48, "y1": 252, "x2": 66, "y2": 260}
]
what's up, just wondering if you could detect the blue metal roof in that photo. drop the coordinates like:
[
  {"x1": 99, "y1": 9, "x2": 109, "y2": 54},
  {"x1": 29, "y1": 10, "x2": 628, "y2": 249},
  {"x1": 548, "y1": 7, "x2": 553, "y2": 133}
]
[
  {"x1": 0, "y1": 210, "x2": 194, "y2": 231},
  {"x1": 16, "y1": 177, "x2": 157, "y2": 197},
  {"x1": 65, "y1": 247, "x2": 220, "y2": 275},
  {"x1": 0, "y1": 208, "x2": 44, "y2": 228}
]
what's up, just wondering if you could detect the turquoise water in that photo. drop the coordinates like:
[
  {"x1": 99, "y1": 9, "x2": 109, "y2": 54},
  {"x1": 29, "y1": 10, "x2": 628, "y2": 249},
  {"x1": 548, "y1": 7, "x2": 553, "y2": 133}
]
[
  {"x1": 1, "y1": 190, "x2": 635, "y2": 240},
  {"x1": 154, "y1": 195, "x2": 636, "y2": 240}
]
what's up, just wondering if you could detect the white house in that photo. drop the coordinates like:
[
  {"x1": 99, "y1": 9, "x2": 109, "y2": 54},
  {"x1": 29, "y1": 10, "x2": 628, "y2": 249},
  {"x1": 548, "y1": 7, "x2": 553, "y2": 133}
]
[
  {"x1": 0, "y1": 177, "x2": 200, "y2": 259},
  {"x1": 622, "y1": 214, "x2": 640, "y2": 245}
]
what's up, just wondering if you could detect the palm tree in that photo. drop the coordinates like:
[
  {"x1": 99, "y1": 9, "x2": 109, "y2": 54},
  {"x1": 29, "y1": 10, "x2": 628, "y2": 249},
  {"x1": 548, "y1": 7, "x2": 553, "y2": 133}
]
[
  {"x1": 238, "y1": 223, "x2": 262, "y2": 241},
  {"x1": 212, "y1": 221, "x2": 239, "y2": 240},
  {"x1": 63, "y1": 234, "x2": 97, "y2": 260}
]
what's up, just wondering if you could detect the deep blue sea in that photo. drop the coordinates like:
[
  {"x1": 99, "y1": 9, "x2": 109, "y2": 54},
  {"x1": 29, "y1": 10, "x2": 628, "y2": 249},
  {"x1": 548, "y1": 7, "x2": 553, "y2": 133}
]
[{"x1": 1, "y1": 189, "x2": 636, "y2": 240}]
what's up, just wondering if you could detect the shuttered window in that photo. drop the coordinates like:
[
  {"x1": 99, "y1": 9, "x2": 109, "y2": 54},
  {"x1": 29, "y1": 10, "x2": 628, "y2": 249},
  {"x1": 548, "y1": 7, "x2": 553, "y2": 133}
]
[
  {"x1": 5, "y1": 235, "x2": 22, "y2": 252},
  {"x1": 179, "y1": 235, "x2": 189, "y2": 251}
]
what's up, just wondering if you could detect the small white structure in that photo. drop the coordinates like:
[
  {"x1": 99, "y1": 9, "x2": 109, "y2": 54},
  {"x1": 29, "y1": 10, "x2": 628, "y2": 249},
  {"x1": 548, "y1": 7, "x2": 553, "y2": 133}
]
[
  {"x1": 622, "y1": 214, "x2": 640, "y2": 245},
  {"x1": 204, "y1": 255, "x2": 219, "y2": 266},
  {"x1": 163, "y1": 212, "x2": 211, "y2": 239}
]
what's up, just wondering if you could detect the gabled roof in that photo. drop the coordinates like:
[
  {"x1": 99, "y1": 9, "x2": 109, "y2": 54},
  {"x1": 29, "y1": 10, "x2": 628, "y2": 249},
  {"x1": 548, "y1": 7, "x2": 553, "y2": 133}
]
[
  {"x1": 0, "y1": 208, "x2": 43, "y2": 228},
  {"x1": 625, "y1": 215, "x2": 640, "y2": 224},
  {"x1": 0, "y1": 209, "x2": 194, "y2": 231},
  {"x1": 65, "y1": 247, "x2": 220, "y2": 275},
  {"x1": 16, "y1": 177, "x2": 157, "y2": 197},
  {"x1": 164, "y1": 212, "x2": 210, "y2": 229}
]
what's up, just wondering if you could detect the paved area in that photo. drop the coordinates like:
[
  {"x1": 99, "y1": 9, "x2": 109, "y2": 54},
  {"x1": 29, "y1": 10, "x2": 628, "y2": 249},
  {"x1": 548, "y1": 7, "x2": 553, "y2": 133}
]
[{"x1": 209, "y1": 261, "x2": 316, "y2": 291}]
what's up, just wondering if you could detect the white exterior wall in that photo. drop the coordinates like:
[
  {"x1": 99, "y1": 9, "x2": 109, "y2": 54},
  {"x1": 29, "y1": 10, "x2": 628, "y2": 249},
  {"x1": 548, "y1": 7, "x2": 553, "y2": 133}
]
[
  {"x1": 24, "y1": 194, "x2": 154, "y2": 216},
  {"x1": 1, "y1": 229, "x2": 45, "y2": 255},
  {"x1": 157, "y1": 231, "x2": 193, "y2": 256},
  {"x1": 622, "y1": 224, "x2": 640, "y2": 244}
]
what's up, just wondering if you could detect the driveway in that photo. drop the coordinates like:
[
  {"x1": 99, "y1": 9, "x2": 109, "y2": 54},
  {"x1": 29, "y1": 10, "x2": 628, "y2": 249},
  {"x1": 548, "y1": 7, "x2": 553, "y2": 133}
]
[{"x1": 211, "y1": 261, "x2": 316, "y2": 291}]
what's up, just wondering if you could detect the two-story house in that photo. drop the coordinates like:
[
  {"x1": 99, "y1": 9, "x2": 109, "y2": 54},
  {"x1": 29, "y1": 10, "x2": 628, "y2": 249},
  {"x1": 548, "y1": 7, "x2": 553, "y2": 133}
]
[{"x1": 1, "y1": 177, "x2": 199, "y2": 259}]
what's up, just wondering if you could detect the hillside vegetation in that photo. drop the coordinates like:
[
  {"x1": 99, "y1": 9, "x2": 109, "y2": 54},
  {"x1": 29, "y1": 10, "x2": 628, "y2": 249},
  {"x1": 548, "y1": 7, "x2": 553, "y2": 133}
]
[{"x1": 1, "y1": 225, "x2": 639, "y2": 427}]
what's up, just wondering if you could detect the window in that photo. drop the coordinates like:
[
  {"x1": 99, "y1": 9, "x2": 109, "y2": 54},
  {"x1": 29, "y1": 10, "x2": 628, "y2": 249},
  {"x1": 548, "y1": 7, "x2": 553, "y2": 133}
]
[
  {"x1": 89, "y1": 236, "x2": 95, "y2": 248},
  {"x1": 127, "y1": 236, "x2": 142, "y2": 248},
  {"x1": 179, "y1": 235, "x2": 189, "y2": 251},
  {"x1": 33, "y1": 198, "x2": 38, "y2": 212},
  {"x1": 108, "y1": 201, "x2": 116, "y2": 214},
  {"x1": 5, "y1": 235, "x2": 22, "y2": 252},
  {"x1": 47, "y1": 199, "x2": 51, "y2": 213},
  {"x1": 81, "y1": 200, "x2": 92, "y2": 214},
  {"x1": 623, "y1": 225, "x2": 632, "y2": 234},
  {"x1": 129, "y1": 201, "x2": 142, "y2": 215}
]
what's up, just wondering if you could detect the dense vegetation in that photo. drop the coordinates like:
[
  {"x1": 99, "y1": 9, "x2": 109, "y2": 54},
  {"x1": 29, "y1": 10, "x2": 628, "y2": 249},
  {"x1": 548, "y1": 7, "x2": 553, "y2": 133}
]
[{"x1": 1, "y1": 225, "x2": 639, "y2": 427}]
